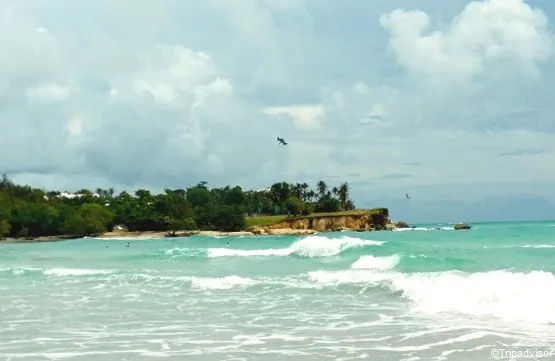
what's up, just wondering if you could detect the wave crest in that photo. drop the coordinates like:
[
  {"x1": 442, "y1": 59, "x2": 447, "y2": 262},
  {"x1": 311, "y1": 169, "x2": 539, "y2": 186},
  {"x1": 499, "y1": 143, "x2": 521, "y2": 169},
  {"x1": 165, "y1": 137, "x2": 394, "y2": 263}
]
[
  {"x1": 0, "y1": 267, "x2": 115, "y2": 277},
  {"x1": 189, "y1": 275, "x2": 258, "y2": 290},
  {"x1": 350, "y1": 254, "x2": 401, "y2": 270},
  {"x1": 307, "y1": 267, "x2": 555, "y2": 325},
  {"x1": 206, "y1": 235, "x2": 384, "y2": 259}
]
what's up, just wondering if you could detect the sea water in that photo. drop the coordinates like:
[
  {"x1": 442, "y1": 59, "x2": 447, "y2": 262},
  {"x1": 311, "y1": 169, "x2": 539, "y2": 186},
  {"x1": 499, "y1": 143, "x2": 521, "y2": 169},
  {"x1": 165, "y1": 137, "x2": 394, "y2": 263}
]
[{"x1": 1, "y1": 221, "x2": 555, "y2": 360}]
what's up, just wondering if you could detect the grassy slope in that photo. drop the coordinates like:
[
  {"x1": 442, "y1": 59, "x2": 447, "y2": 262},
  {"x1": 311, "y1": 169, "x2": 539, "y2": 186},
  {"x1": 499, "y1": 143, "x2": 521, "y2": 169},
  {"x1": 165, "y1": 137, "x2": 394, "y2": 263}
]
[
  {"x1": 244, "y1": 215, "x2": 288, "y2": 228},
  {"x1": 244, "y1": 208, "x2": 387, "y2": 228}
]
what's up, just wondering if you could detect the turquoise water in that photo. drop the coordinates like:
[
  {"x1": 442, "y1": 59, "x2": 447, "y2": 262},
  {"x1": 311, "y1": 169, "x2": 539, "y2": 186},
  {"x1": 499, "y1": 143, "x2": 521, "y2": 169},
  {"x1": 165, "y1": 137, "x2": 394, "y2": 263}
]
[{"x1": 1, "y1": 222, "x2": 555, "y2": 360}]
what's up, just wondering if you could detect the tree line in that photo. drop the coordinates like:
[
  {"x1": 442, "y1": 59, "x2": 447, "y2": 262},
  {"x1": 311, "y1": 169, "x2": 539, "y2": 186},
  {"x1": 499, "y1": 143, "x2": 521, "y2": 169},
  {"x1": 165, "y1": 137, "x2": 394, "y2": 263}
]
[{"x1": 0, "y1": 174, "x2": 355, "y2": 239}]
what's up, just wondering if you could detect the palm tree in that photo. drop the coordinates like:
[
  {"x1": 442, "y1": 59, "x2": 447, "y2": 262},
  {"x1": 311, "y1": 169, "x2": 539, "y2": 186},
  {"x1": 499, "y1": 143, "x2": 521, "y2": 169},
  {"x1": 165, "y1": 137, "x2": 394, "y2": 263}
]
[
  {"x1": 338, "y1": 182, "x2": 349, "y2": 207},
  {"x1": 292, "y1": 183, "x2": 303, "y2": 199},
  {"x1": 135, "y1": 189, "x2": 152, "y2": 203},
  {"x1": 300, "y1": 182, "x2": 309, "y2": 201},
  {"x1": 316, "y1": 180, "x2": 327, "y2": 199},
  {"x1": 0, "y1": 173, "x2": 12, "y2": 189},
  {"x1": 307, "y1": 190, "x2": 316, "y2": 202}
]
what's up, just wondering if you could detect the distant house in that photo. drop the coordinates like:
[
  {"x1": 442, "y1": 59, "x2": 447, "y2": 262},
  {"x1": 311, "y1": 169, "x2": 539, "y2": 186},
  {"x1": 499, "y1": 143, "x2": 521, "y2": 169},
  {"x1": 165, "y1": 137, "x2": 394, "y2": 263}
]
[
  {"x1": 56, "y1": 192, "x2": 100, "y2": 199},
  {"x1": 114, "y1": 224, "x2": 127, "y2": 231}
]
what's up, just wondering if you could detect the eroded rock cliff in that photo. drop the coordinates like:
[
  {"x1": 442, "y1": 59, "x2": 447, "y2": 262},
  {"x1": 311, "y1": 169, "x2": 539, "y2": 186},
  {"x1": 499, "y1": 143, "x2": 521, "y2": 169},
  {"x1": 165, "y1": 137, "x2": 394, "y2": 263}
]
[{"x1": 252, "y1": 209, "x2": 395, "y2": 234}]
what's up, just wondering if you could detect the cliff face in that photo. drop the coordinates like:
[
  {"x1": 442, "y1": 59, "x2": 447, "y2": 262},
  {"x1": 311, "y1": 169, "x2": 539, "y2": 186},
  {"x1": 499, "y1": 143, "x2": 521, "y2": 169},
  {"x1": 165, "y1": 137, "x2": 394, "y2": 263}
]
[{"x1": 265, "y1": 209, "x2": 395, "y2": 232}]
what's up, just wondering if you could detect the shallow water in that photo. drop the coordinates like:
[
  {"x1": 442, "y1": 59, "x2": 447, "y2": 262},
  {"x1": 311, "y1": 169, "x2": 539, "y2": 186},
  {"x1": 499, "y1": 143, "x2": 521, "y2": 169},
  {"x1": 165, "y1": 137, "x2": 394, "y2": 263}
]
[{"x1": 2, "y1": 221, "x2": 555, "y2": 360}]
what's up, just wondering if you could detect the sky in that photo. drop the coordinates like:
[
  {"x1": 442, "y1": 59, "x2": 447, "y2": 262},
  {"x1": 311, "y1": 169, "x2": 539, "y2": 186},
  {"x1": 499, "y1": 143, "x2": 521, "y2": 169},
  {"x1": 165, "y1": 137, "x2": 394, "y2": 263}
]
[{"x1": 2, "y1": 0, "x2": 555, "y2": 223}]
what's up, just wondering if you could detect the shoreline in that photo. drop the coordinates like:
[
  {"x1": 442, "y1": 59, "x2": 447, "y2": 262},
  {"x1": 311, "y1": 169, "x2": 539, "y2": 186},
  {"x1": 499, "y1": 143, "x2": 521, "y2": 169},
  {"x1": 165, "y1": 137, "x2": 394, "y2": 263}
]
[
  {"x1": 1, "y1": 208, "x2": 402, "y2": 243},
  {"x1": 98, "y1": 228, "x2": 319, "y2": 239},
  {"x1": 1, "y1": 228, "x2": 320, "y2": 243},
  {"x1": 1, "y1": 222, "x2": 472, "y2": 243}
]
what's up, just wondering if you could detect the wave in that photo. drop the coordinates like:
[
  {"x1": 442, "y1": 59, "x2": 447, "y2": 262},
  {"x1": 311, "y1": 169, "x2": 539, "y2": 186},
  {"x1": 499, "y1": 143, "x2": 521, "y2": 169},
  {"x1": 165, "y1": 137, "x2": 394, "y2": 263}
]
[
  {"x1": 394, "y1": 227, "x2": 454, "y2": 232},
  {"x1": 206, "y1": 235, "x2": 384, "y2": 258},
  {"x1": 0, "y1": 267, "x2": 260, "y2": 291},
  {"x1": 163, "y1": 248, "x2": 210, "y2": 258},
  {"x1": 43, "y1": 268, "x2": 115, "y2": 276},
  {"x1": 350, "y1": 254, "x2": 401, "y2": 270},
  {"x1": 0, "y1": 267, "x2": 116, "y2": 277},
  {"x1": 521, "y1": 245, "x2": 555, "y2": 249},
  {"x1": 189, "y1": 275, "x2": 259, "y2": 290},
  {"x1": 482, "y1": 244, "x2": 555, "y2": 249},
  {"x1": 308, "y1": 259, "x2": 555, "y2": 325},
  {"x1": 31, "y1": 265, "x2": 555, "y2": 325},
  {"x1": 5, "y1": 262, "x2": 555, "y2": 325}
]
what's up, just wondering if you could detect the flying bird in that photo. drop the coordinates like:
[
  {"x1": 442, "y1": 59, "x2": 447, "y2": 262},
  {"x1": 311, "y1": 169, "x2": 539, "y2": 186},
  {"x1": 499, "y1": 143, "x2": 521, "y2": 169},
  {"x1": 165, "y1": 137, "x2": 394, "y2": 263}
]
[
  {"x1": 359, "y1": 114, "x2": 386, "y2": 126},
  {"x1": 277, "y1": 137, "x2": 287, "y2": 145},
  {"x1": 405, "y1": 193, "x2": 410, "y2": 200}
]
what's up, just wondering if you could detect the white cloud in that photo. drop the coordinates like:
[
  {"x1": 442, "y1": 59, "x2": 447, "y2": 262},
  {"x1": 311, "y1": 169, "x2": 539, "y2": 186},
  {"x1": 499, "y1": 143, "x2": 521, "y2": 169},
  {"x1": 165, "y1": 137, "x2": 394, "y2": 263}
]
[
  {"x1": 73, "y1": 44, "x2": 292, "y2": 187},
  {"x1": 371, "y1": 0, "x2": 555, "y2": 135},
  {"x1": 2, "y1": 0, "x2": 555, "y2": 221},
  {"x1": 26, "y1": 82, "x2": 72, "y2": 103},
  {"x1": 263, "y1": 104, "x2": 324, "y2": 128},
  {"x1": 65, "y1": 117, "x2": 83, "y2": 136},
  {"x1": 380, "y1": 0, "x2": 552, "y2": 84}
]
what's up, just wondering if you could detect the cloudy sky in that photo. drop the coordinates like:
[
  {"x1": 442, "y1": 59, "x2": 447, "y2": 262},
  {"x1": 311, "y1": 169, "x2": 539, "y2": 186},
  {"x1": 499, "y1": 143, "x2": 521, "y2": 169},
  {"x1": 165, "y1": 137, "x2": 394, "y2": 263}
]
[{"x1": 2, "y1": 0, "x2": 555, "y2": 223}]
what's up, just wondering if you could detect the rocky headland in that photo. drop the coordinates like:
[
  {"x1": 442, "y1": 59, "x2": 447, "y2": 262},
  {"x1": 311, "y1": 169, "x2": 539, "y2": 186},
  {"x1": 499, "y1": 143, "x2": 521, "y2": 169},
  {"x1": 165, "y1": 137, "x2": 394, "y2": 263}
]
[{"x1": 247, "y1": 208, "x2": 396, "y2": 235}]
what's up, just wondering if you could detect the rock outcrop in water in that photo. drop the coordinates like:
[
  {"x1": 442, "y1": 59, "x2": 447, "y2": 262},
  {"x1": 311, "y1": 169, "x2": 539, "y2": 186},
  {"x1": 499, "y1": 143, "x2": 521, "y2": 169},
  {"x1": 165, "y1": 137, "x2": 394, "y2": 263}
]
[
  {"x1": 396, "y1": 221, "x2": 410, "y2": 228},
  {"x1": 454, "y1": 223, "x2": 472, "y2": 230},
  {"x1": 250, "y1": 208, "x2": 395, "y2": 235}
]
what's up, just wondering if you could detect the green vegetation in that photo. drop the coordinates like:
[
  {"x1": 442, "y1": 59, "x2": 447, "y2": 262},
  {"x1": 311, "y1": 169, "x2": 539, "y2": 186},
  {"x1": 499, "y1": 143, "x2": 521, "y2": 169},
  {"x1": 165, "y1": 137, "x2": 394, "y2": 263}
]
[
  {"x1": 0, "y1": 175, "x2": 355, "y2": 239},
  {"x1": 244, "y1": 215, "x2": 288, "y2": 228},
  {"x1": 291, "y1": 208, "x2": 388, "y2": 219}
]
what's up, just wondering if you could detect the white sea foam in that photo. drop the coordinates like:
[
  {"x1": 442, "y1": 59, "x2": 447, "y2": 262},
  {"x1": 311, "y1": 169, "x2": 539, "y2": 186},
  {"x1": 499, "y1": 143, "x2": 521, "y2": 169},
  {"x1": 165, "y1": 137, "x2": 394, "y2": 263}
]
[
  {"x1": 308, "y1": 269, "x2": 388, "y2": 285},
  {"x1": 188, "y1": 275, "x2": 259, "y2": 290},
  {"x1": 206, "y1": 247, "x2": 291, "y2": 258},
  {"x1": 394, "y1": 227, "x2": 432, "y2": 232},
  {"x1": 351, "y1": 254, "x2": 401, "y2": 270},
  {"x1": 0, "y1": 267, "x2": 43, "y2": 276},
  {"x1": 390, "y1": 269, "x2": 555, "y2": 324},
  {"x1": 206, "y1": 235, "x2": 384, "y2": 258},
  {"x1": 43, "y1": 268, "x2": 115, "y2": 277},
  {"x1": 394, "y1": 226, "x2": 454, "y2": 232},
  {"x1": 307, "y1": 266, "x2": 555, "y2": 325},
  {"x1": 0, "y1": 267, "x2": 115, "y2": 277},
  {"x1": 521, "y1": 244, "x2": 555, "y2": 249},
  {"x1": 290, "y1": 236, "x2": 384, "y2": 257}
]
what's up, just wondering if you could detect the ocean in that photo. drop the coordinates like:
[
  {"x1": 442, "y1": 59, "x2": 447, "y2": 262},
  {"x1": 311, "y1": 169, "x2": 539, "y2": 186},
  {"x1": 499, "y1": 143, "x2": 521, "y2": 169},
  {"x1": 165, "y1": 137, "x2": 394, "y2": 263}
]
[{"x1": 1, "y1": 221, "x2": 555, "y2": 360}]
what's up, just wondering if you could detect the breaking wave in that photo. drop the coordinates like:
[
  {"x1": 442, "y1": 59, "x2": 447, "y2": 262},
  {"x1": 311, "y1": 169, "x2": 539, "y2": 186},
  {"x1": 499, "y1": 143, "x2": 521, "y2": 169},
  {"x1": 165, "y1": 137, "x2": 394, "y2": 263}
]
[
  {"x1": 0, "y1": 267, "x2": 116, "y2": 277},
  {"x1": 3, "y1": 260, "x2": 555, "y2": 325},
  {"x1": 308, "y1": 257, "x2": 555, "y2": 325},
  {"x1": 394, "y1": 226, "x2": 455, "y2": 232},
  {"x1": 206, "y1": 235, "x2": 384, "y2": 258}
]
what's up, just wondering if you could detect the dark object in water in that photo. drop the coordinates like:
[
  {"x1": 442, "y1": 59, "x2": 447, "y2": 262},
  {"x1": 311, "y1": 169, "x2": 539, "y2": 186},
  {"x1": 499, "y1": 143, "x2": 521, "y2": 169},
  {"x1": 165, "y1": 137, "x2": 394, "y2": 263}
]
[{"x1": 454, "y1": 223, "x2": 472, "y2": 230}]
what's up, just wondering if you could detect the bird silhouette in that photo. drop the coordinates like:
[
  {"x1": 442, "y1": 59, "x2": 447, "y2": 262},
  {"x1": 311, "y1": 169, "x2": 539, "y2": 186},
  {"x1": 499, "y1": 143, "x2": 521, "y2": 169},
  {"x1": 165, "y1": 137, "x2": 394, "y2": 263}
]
[{"x1": 277, "y1": 137, "x2": 287, "y2": 145}]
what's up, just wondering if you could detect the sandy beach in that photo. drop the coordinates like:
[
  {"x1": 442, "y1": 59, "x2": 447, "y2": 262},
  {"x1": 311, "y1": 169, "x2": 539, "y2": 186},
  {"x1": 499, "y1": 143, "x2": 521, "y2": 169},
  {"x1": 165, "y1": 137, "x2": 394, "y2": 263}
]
[
  {"x1": 96, "y1": 228, "x2": 318, "y2": 239},
  {"x1": 1, "y1": 228, "x2": 318, "y2": 242}
]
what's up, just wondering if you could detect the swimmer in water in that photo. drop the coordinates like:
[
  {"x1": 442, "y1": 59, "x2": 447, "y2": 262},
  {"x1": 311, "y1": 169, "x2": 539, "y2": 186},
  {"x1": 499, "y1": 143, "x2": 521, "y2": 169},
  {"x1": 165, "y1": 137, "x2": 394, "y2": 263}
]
[
  {"x1": 226, "y1": 242, "x2": 229, "y2": 247},
  {"x1": 125, "y1": 241, "x2": 130, "y2": 247}
]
